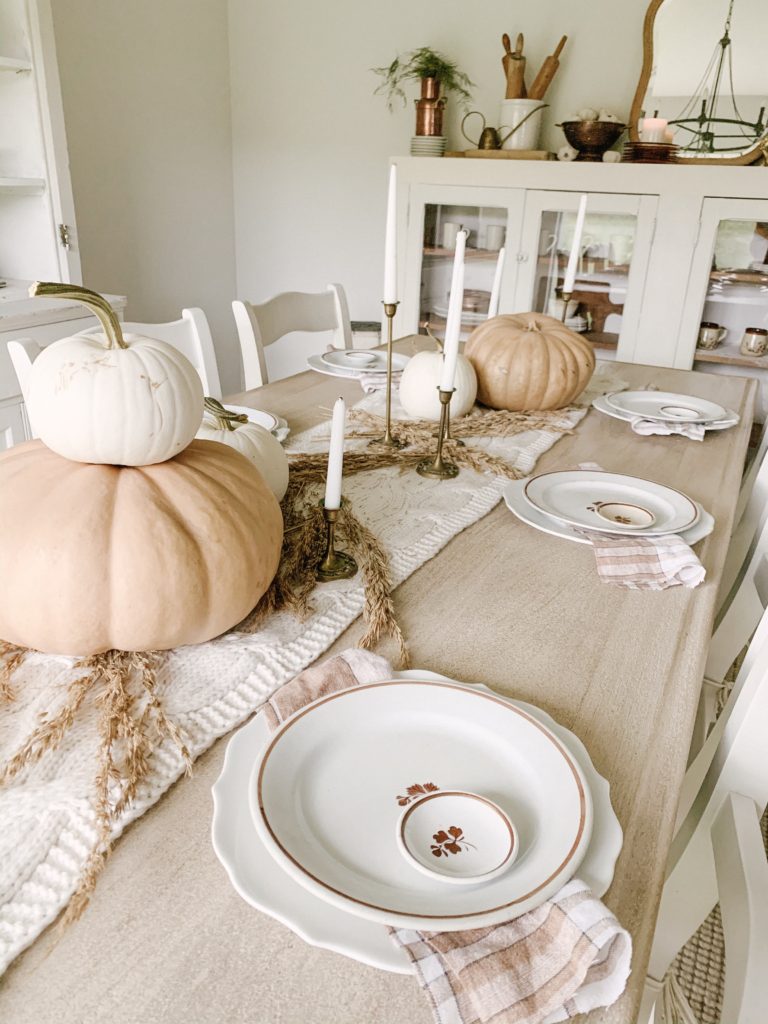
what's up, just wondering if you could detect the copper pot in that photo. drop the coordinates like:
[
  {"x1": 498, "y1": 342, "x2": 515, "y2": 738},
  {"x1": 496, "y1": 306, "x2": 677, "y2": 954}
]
[{"x1": 415, "y1": 76, "x2": 446, "y2": 137}]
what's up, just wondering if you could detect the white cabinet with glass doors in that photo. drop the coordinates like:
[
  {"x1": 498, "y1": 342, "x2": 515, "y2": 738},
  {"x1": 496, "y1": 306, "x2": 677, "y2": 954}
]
[{"x1": 395, "y1": 158, "x2": 768, "y2": 420}]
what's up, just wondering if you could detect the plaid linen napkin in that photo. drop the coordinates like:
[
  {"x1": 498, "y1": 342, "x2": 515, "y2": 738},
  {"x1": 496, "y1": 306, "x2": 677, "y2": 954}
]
[
  {"x1": 262, "y1": 652, "x2": 631, "y2": 1024},
  {"x1": 575, "y1": 463, "x2": 705, "y2": 589},
  {"x1": 630, "y1": 417, "x2": 705, "y2": 441}
]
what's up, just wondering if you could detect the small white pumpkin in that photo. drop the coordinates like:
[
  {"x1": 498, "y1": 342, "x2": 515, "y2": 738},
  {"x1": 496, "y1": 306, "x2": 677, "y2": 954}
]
[
  {"x1": 27, "y1": 282, "x2": 204, "y2": 466},
  {"x1": 196, "y1": 398, "x2": 289, "y2": 501},
  {"x1": 398, "y1": 337, "x2": 477, "y2": 422}
]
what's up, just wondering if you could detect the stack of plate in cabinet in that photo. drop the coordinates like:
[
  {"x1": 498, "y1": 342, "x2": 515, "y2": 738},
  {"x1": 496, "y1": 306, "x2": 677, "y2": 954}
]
[
  {"x1": 504, "y1": 467, "x2": 714, "y2": 548},
  {"x1": 212, "y1": 670, "x2": 623, "y2": 974}
]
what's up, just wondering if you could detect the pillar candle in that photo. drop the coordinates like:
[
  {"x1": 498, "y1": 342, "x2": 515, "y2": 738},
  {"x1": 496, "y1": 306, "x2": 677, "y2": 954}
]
[
  {"x1": 563, "y1": 194, "x2": 587, "y2": 294},
  {"x1": 487, "y1": 247, "x2": 506, "y2": 318},
  {"x1": 383, "y1": 165, "x2": 397, "y2": 304},
  {"x1": 641, "y1": 117, "x2": 668, "y2": 143},
  {"x1": 440, "y1": 229, "x2": 467, "y2": 391},
  {"x1": 324, "y1": 397, "x2": 346, "y2": 510}
]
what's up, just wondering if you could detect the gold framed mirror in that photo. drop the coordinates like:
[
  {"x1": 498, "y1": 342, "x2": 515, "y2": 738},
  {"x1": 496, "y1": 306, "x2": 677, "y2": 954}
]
[{"x1": 629, "y1": 0, "x2": 768, "y2": 164}]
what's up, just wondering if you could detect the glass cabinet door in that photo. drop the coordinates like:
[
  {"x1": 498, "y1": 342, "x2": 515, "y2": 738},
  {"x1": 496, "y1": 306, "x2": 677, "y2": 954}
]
[
  {"x1": 680, "y1": 199, "x2": 768, "y2": 421},
  {"x1": 512, "y1": 192, "x2": 658, "y2": 361},
  {"x1": 400, "y1": 185, "x2": 525, "y2": 340}
]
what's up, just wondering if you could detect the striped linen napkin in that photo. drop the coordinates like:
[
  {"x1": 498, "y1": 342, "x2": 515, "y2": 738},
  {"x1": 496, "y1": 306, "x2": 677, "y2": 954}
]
[
  {"x1": 586, "y1": 531, "x2": 705, "y2": 589},
  {"x1": 262, "y1": 652, "x2": 631, "y2": 1024},
  {"x1": 630, "y1": 417, "x2": 705, "y2": 441}
]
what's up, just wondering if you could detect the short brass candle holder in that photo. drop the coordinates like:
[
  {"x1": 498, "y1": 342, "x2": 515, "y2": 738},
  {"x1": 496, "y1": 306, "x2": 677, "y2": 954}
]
[
  {"x1": 559, "y1": 290, "x2": 573, "y2": 322},
  {"x1": 316, "y1": 505, "x2": 358, "y2": 582},
  {"x1": 416, "y1": 388, "x2": 459, "y2": 479},
  {"x1": 369, "y1": 300, "x2": 406, "y2": 450}
]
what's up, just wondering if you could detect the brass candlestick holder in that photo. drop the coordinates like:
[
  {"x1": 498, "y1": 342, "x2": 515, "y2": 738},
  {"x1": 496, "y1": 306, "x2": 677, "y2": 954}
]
[
  {"x1": 316, "y1": 505, "x2": 358, "y2": 582},
  {"x1": 369, "y1": 301, "x2": 405, "y2": 449},
  {"x1": 416, "y1": 388, "x2": 459, "y2": 479},
  {"x1": 559, "y1": 290, "x2": 573, "y2": 322}
]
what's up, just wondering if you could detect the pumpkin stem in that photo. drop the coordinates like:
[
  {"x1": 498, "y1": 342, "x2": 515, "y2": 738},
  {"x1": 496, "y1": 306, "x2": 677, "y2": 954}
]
[
  {"x1": 29, "y1": 282, "x2": 128, "y2": 350},
  {"x1": 424, "y1": 323, "x2": 444, "y2": 353},
  {"x1": 204, "y1": 396, "x2": 249, "y2": 432}
]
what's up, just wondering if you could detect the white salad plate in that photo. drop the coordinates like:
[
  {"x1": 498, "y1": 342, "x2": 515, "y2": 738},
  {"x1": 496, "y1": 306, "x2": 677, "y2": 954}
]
[
  {"x1": 223, "y1": 404, "x2": 290, "y2": 443},
  {"x1": 603, "y1": 391, "x2": 732, "y2": 425},
  {"x1": 307, "y1": 352, "x2": 410, "y2": 379},
  {"x1": 211, "y1": 670, "x2": 623, "y2": 975},
  {"x1": 523, "y1": 470, "x2": 699, "y2": 536},
  {"x1": 504, "y1": 480, "x2": 714, "y2": 547},
  {"x1": 249, "y1": 679, "x2": 593, "y2": 931},
  {"x1": 320, "y1": 349, "x2": 379, "y2": 370}
]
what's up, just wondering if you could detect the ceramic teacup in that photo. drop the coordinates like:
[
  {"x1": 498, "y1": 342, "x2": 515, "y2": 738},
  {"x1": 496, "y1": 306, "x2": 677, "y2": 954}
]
[
  {"x1": 697, "y1": 322, "x2": 727, "y2": 349},
  {"x1": 740, "y1": 327, "x2": 768, "y2": 357}
]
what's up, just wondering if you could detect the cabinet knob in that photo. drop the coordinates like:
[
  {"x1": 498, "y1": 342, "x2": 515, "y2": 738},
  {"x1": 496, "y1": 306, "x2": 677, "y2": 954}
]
[{"x1": 516, "y1": 252, "x2": 529, "y2": 263}]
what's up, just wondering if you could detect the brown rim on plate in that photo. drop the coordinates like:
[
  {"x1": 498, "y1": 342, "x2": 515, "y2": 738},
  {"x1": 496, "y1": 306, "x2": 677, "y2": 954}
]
[
  {"x1": 255, "y1": 679, "x2": 589, "y2": 922},
  {"x1": 523, "y1": 470, "x2": 699, "y2": 535}
]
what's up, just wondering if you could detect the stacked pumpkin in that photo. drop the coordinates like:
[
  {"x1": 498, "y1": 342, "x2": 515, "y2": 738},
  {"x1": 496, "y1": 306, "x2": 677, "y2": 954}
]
[{"x1": 0, "y1": 283, "x2": 284, "y2": 656}]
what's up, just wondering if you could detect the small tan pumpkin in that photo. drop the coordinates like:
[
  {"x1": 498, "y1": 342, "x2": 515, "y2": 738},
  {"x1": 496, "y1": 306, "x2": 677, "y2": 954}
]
[
  {"x1": 0, "y1": 439, "x2": 283, "y2": 656},
  {"x1": 464, "y1": 313, "x2": 595, "y2": 411}
]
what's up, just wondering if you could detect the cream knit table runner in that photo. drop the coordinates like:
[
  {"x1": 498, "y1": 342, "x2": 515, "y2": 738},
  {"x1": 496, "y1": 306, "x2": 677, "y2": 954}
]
[{"x1": 0, "y1": 367, "x2": 620, "y2": 974}]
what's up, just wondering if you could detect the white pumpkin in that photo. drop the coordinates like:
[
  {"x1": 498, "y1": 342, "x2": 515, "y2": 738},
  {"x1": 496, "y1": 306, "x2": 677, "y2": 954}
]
[
  {"x1": 26, "y1": 282, "x2": 204, "y2": 466},
  {"x1": 196, "y1": 398, "x2": 289, "y2": 501},
  {"x1": 398, "y1": 342, "x2": 478, "y2": 422}
]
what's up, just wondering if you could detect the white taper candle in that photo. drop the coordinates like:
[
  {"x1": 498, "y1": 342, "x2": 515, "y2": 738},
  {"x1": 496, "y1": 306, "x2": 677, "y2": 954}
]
[
  {"x1": 324, "y1": 397, "x2": 346, "y2": 510},
  {"x1": 440, "y1": 229, "x2": 467, "y2": 391},
  {"x1": 487, "y1": 247, "x2": 506, "y2": 318},
  {"x1": 563, "y1": 194, "x2": 588, "y2": 294},
  {"x1": 383, "y1": 165, "x2": 397, "y2": 304}
]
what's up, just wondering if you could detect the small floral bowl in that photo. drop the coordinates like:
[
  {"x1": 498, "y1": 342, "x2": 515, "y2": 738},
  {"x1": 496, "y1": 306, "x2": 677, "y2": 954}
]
[{"x1": 396, "y1": 790, "x2": 518, "y2": 885}]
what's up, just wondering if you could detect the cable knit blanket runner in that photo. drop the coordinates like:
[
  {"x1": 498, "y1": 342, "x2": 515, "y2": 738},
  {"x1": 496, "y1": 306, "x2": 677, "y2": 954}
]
[{"x1": 0, "y1": 366, "x2": 621, "y2": 973}]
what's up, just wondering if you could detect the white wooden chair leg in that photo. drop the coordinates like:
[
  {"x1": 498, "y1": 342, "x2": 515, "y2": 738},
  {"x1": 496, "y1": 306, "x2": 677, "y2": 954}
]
[
  {"x1": 638, "y1": 975, "x2": 663, "y2": 1024},
  {"x1": 712, "y1": 792, "x2": 768, "y2": 1024}
]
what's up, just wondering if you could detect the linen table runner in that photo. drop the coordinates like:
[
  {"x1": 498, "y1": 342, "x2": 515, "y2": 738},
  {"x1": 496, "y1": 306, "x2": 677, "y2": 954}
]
[{"x1": 0, "y1": 366, "x2": 621, "y2": 974}]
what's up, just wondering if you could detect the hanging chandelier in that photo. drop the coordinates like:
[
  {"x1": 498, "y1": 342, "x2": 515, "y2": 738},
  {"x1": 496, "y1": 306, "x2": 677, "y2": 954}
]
[{"x1": 667, "y1": 0, "x2": 766, "y2": 153}]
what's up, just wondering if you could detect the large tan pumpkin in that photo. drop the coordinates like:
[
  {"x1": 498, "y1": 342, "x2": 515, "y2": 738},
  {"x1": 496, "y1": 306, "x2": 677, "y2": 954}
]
[
  {"x1": 464, "y1": 313, "x2": 595, "y2": 411},
  {"x1": 0, "y1": 439, "x2": 283, "y2": 656}
]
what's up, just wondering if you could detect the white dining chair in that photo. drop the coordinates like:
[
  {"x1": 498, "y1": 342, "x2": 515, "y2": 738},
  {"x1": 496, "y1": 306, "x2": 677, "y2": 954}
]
[
  {"x1": 639, "y1": 599, "x2": 768, "y2": 1024},
  {"x1": 715, "y1": 423, "x2": 768, "y2": 620},
  {"x1": 77, "y1": 308, "x2": 222, "y2": 398},
  {"x1": 232, "y1": 283, "x2": 353, "y2": 389}
]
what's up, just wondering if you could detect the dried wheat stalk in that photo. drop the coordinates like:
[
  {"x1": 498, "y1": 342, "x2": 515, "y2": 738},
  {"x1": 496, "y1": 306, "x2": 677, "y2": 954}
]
[{"x1": 0, "y1": 641, "x2": 27, "y2": 701}]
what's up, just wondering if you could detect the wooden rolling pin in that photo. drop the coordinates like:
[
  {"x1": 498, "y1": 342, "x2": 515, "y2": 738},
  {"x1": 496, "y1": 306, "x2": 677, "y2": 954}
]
[
  {"x1": 528, "y1": 35, "x2": 567, "y2": 100},
  {"x1": 505, "y1": 33, "x2": 527, "y2": 99}
]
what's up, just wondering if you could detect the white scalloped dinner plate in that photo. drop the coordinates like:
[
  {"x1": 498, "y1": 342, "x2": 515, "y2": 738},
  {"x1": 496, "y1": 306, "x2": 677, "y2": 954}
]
[
  {"x1": 524, "y1": 470, "x2": 699, "y2": 536},
  {"x1": 504, "y1": 480, "x2": 714, "y2": 547},
  {"x1": 592, "y1": 394, "x2": 739, "y2": 432},
  {"x1": 605, "y1": 390, "x2": 729, "y2": 424},
  {"x1": 307, "y1": 352, "x2": 409, "y2": 379},
  {"x1": 211, "y1": 671, "x2": 622, "y2": 974},
  {"x1": 248, "y1": 679, "x2": 593, "y2": 931}
]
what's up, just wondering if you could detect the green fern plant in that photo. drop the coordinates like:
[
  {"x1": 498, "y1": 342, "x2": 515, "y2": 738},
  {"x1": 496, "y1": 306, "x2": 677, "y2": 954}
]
[{"x1": 373, "y1": 47, "x2": 474, "y2": 111}]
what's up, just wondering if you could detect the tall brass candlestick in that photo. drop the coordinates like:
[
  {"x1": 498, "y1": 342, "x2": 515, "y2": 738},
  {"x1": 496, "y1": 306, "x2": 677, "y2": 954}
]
[
  {"x1": 369, "y1": 301, "x2": 405, "y2": 449},
  {"x1": 316, "y1": 505, "x2": 358, "y2": 582},
  {"x1": 416, "y1": 388, "x2": 459, "y2": 479}
]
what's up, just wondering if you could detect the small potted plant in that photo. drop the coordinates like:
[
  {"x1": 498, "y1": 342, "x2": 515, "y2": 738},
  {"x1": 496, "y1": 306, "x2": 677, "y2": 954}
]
[{"x1": 373, "y1": 46, "x2": 474, "y2": 138}]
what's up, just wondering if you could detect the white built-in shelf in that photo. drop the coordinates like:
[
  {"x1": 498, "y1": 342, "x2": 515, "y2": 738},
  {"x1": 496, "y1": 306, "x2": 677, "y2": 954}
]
[
  {"x1": 0, "y1": 177, "x2": 46, "y2": 195},
  {"x1": 0, "y1": 56, "x2": 32, "y2": 73}
]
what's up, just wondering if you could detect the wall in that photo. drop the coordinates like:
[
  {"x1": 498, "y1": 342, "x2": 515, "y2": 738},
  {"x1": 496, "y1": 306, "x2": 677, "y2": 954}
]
[
  {"x1": 228, "y1": 0, "x2": 649, "y2": 378},
  {"x1": 50, "y1": 0, "x2": 241, "y2": 392}
]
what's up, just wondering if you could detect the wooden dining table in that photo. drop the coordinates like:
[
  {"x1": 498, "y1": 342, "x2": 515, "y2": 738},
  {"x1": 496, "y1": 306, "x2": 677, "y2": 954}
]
[{"x1": 0, "y1": 340, "x2": 756, "y2": 1024}]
